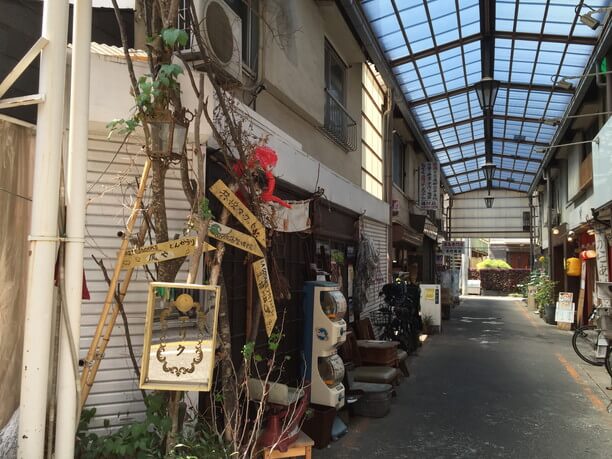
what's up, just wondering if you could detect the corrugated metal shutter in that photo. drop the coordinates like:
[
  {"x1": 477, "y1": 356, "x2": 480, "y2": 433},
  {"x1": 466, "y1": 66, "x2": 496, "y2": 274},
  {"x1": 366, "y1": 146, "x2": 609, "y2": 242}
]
[
  {"x1": 361, "y1": 218, "x2": 389, "y2": 317},
  {"x1": 82, "y1": 134, "x2": 191, "y2": 431}
]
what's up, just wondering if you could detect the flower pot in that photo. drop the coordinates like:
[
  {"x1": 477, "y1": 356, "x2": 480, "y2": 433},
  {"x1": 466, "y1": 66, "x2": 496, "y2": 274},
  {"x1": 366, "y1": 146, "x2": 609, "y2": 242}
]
[{"x1": 544, "y1": 304, "x2": 556, "y2": 325}]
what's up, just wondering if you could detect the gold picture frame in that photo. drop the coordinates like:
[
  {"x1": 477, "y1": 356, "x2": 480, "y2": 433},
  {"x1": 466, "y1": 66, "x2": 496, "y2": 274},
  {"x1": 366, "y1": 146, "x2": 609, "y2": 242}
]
[{"x1": 140, "y1": 282, "x2": 220, "y2": 392}]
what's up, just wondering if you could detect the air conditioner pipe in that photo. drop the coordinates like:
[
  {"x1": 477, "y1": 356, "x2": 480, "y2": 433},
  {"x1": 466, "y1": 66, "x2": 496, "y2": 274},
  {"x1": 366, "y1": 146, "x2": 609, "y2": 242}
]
[{"x1": 54, "y1": 1, "x2": 92, "y2": 458}]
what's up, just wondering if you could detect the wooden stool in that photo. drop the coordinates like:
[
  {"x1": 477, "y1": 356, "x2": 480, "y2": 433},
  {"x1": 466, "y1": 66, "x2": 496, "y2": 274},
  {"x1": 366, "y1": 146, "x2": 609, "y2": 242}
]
[{"x1": 262, "y1": 431, "x2": 314, "y2": 459}]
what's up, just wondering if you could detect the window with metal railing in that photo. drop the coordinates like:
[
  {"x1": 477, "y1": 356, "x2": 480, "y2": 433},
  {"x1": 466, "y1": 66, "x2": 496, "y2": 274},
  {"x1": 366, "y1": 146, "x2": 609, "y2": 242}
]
[
  {"x1": 323, "y1": 41, "x2": 357, "y2": 152},
  {"x1": 323, "y1": 88, "x2": 357, "y2": 151}
]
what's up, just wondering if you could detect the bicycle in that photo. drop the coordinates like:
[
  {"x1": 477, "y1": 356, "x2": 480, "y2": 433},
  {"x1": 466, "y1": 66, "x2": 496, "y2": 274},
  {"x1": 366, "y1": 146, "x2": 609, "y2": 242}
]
[
  {"x1": 571, "y1": 306, "x2": 612, "y2": 377},
  {"x1": 371, "y1": 281, "x2": 422, "y2": 354}
]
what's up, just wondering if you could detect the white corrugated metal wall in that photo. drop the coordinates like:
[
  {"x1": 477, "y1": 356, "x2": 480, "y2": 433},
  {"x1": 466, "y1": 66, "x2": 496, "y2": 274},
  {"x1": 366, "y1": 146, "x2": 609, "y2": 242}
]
[
  {"x1": 361, "y1": 217, "x2": 389, "y2": 317},
  {"x1": 82, "y1": 134, "x2": 192, "y2": 430}
]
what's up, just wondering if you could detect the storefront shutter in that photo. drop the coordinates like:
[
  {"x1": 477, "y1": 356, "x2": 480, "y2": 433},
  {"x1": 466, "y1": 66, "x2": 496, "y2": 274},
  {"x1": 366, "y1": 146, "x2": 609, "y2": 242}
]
[
  {"x1": 82, "y1": 135, "x2": 191, "y2": 431},
  {"x1": 361, "y1": 218, "x2": 389, "y2": 317}
]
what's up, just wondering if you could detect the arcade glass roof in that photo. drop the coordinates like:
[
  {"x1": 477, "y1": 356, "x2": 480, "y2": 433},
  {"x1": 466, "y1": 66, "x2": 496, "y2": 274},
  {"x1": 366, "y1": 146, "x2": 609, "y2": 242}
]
[{"x1": 359, "y1": 0, "x2": 611, "y2": 193}]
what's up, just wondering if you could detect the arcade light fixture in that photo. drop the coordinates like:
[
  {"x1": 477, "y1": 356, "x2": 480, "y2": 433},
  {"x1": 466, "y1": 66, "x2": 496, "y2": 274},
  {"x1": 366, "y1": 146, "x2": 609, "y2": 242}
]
[
  {"x1": 576, "y1": 4, "x2": 612, "y2": 30},
  {"x1": 474, "y1": 77, "x2": 500, "y2": 112},
  {"x1": 484, "y1": 192, "x2": 494, "y2": 209},
  {"x1": 481, "y1": 162, "x2": 497, "y2": 182}
]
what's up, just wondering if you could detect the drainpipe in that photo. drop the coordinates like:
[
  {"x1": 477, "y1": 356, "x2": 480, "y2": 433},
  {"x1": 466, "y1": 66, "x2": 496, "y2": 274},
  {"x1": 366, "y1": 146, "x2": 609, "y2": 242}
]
[
  {"x1": 383, "y1": 89, "x2": 393, "y2": 280},
  {"x1": 529, "y1": 195, "x2": 534, "y2": 271},
  {"x1": 18, "y1": 1, "x2": 70, "y2": 457},
  {"x1": 54, "y1": 1, "x2": 92, "y2": 458},
  {"x1": 546, "y1": 172, "x2": 553, "y2": 278}
]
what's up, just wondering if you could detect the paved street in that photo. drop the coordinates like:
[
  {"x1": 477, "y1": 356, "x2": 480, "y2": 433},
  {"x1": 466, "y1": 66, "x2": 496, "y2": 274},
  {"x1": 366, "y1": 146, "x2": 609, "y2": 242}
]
[{"x1": 319, "y1": 296, "x2": 612, "y2": 459}]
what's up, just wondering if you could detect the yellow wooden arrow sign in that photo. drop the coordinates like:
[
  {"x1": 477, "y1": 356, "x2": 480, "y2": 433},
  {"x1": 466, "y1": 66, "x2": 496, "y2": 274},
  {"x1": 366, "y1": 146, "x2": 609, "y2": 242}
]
[
  {"x1": 207, "y1": 221, "x2": 263, "y2": 257},
  {"x1": 210, "y1": 180, "x2": 266, "y2": 247},
  {"x1": 121, "y1": 236, "x2": 215, "y2": 269},
  {"x1": 252, "y1": 258, "x2": 277, "y2": 337}
]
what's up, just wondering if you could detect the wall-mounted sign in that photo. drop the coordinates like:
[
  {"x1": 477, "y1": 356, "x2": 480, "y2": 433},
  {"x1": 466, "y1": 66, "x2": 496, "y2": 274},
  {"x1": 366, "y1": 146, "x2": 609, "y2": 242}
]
[
  {"x1": 418, "y1": 162, "x2": 440, "y2": 210},
  {"x1": 207, "y1": 221, "x2": 263, "y2": 257},
  {"x1": 210, "y1": 180, "x2": 266, "y2": 247},
  {"x1": 252, "y1": 258, "x2": 277, "y2": 337},
  {"x1": 441, "y1": 241, "x2": 464, "y2": 256},
  {"x1": 121, "y1": 236, "x2": 215, "y2": 269},
  {"x1": 140, "y1": 282, "x2": 220, "y2": 392}
]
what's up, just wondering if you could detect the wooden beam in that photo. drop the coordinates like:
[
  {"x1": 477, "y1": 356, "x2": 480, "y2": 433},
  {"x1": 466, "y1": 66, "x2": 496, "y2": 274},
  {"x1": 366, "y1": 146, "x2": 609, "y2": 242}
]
[
  {"x1": 0, "y1": 37, "x2": 48, "y2": 99},
  {"x1": 0, "y1": 94, "x2": 45, "y2": 110}
]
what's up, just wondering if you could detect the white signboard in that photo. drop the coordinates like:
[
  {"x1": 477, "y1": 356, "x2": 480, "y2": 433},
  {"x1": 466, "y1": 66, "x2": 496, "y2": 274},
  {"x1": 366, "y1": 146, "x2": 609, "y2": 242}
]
[
  {"x1": 441, "y1": 240, "x2": 464, "y2": 256},
  {"x1": 555, "y1": 292, "x2": 575, "y2": 323},
  {"x1": 418, "y1": 162, "x2": 440, "y2": 210}
]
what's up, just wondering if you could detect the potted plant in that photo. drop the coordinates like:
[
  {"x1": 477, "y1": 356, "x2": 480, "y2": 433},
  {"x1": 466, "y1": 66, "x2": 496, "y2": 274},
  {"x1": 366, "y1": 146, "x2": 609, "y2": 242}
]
[
  {"x1": 421, "y1": 314, "x2": 434, "y2": 335},
  {"x1": 534, "y1": 275, "x2": 556, "y2": 324}
]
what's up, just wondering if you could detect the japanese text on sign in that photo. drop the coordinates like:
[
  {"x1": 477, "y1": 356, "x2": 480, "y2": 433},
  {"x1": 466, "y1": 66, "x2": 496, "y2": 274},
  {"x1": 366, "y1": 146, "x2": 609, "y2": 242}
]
[
  {"x1": 122, "y1": 237, "x2": 215, "y2": 269},
  {"x1": 207, "y1": 221, "x2": 264, "y2": 257},
  {"x1": 418, "y1": 162, "x2": 440, "y2": 210},
  {"x1": 210, "y1": 180, "x2": 267, "y2": 247},
  {"x1": 252, "y1": 258, "x2": 277, "y2": 337},
  {"x1": 441, "y1": 241, "x2": 464, "y2": 256}
]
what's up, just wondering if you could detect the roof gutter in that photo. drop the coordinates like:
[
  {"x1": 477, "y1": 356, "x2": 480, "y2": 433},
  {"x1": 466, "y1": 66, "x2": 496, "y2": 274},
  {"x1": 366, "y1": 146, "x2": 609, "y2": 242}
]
[
  {"x1": 338, "y1": 0, "x2": 454, "y2": 195},
  {"x1": 528, "y1": 19, "x2": 612, "y2": 195}
]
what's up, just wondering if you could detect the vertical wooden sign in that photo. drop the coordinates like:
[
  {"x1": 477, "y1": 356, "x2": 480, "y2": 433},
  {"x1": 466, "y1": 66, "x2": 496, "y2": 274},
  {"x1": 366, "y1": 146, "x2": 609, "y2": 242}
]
[
  {"x1": 577, "y1": 262, "x2": 586, "y2": 326},
  {"x1": 252, "y1": 258, "x2": 277, "y2": 337},
  {"x1": 594, "y1": 229, "x2": 609, "y2": 284}
]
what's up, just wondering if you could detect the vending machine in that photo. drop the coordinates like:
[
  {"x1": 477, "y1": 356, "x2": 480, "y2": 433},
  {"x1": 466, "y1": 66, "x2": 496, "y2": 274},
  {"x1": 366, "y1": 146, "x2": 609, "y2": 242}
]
[
  {"x1": 420, "y1": 284, "x2": 442, "y2": 332},
  {"x1": 302, "y1": 281, "x2": 347, "y2": 409}
]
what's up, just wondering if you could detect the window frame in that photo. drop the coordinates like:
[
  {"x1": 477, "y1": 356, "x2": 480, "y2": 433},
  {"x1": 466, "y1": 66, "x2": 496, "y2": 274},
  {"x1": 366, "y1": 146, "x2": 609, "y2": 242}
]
[
  {"x1": 224, "y1": 0, "x2": 260, "y2": 74},
  {"x1": 324, "y1": 40, "x2": 347, "y2": 107},
  {"x1": 392, "y1": 133, "x2": 406, "y2": 191}
]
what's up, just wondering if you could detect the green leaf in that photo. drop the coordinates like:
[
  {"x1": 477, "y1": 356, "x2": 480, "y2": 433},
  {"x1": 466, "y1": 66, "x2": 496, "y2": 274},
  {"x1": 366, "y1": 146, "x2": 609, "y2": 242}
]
[
  {"x1": 161, "y1": 28, "x2": 189, "y2": 48},
  {"x1": 161, "y1": 28, "x2": 181, "y2": 48},
  {"x1": 199, "y1": 197, "x2": 214, "y2": 220},
  {"x1": 254, "y1": 354, "x2": 263, "y2": 362},
  {"x1": 241, "y1": 341, "x2": 255, "y2": 360}
]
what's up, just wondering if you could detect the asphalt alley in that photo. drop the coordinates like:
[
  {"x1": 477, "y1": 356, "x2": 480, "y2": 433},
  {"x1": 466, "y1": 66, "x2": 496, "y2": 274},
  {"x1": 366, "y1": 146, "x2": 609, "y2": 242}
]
[{"x1": 319, "y1": 296, "x2": 612, "y2": 459}]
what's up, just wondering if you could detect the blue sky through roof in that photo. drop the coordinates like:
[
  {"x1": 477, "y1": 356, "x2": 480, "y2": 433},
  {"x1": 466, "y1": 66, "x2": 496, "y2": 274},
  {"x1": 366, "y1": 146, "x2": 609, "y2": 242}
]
[{"x1": 361, "y1": 0, "x2": 610, "y2": 193}]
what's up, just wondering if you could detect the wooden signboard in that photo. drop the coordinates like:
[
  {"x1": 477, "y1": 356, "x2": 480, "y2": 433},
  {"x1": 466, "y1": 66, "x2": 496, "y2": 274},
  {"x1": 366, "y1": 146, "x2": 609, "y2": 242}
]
[
  {"x1": 208, "y1": 221, "x2": 264, "y2": 257},
  {"x1": 121, "y1": 236, "x2": 215, "y2": 269},
  {"x1": 140, "y1": 282, "x2": 220, "y2": 392},
  {"x1": 210, "y1": 180, "x2": 266, "y2": 247},
  {"x1": 252, "y1": 258, "x2": 277, "y2": 337},
  {"x1": 577, "y1": 262, "x2": 586, "y2": 326}
]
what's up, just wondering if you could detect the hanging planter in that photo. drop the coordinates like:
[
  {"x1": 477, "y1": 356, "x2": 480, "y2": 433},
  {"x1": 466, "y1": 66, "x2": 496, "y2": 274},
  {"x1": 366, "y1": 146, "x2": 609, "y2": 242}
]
[{"x1": 146, "y1": 110, "x2": 189, "y2": 162}]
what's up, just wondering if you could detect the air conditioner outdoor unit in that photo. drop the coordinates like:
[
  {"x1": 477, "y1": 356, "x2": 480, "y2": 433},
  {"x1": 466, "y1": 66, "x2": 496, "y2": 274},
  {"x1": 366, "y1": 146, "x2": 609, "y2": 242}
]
[{"x1": 191, "y1": 0, "x2": 242, "y2": 82}]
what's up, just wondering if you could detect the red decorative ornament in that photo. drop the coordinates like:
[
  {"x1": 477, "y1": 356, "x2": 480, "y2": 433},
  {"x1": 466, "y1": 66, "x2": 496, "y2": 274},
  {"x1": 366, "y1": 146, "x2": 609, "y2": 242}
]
[{"x1": 233, "y1": 146, "x2": 291, "y2": 208}]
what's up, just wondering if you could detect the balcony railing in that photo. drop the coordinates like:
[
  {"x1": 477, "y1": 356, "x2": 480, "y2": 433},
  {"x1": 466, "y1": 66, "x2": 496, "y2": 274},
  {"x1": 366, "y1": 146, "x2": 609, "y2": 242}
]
[{"x1": 322, "y1": 88, "x2": 358, "y2": 152}]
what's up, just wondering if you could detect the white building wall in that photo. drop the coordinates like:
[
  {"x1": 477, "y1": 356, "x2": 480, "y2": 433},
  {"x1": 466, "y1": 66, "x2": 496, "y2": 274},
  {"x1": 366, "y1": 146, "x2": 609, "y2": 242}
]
[
  {"x1": 592, "y1": 116, "x2": 612, "y2": 212},
  {"x1": 451, "y1": 189, "x2": 530, "y2": 239}
]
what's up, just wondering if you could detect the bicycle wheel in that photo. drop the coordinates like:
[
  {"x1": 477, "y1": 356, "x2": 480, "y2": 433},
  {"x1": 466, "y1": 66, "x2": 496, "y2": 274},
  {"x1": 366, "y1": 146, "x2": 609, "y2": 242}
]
[
  {"x1": 605, "y1": 345, "x2": 612, "y2": 378},
  {"x1": 572, "y1": 326, "x2": 604, "y2": 366}
]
